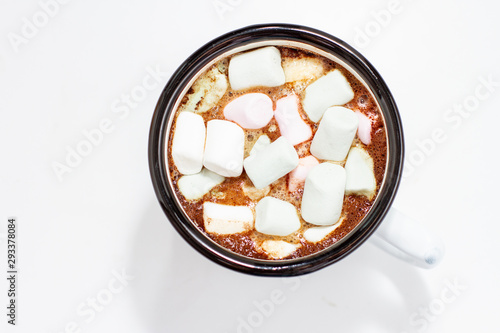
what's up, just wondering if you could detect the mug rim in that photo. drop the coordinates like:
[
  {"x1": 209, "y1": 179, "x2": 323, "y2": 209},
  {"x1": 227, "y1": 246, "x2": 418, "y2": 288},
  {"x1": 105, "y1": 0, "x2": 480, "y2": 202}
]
[{"x1": 148, "y1": 23, "x2": 405, "y2": 276}]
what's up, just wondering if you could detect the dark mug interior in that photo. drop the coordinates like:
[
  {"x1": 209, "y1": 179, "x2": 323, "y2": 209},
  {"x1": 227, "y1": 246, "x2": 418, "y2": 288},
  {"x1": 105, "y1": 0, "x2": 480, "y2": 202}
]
[{"x1": 148, "y1": 23, "x2": 404, "y2": 276}]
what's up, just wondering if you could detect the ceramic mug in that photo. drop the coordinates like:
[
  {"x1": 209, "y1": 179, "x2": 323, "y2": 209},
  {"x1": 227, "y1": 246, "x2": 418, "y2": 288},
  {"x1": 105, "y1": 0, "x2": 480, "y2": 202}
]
[{"x1": 148, "y1": 24, "x2": 445, "y2": 276}]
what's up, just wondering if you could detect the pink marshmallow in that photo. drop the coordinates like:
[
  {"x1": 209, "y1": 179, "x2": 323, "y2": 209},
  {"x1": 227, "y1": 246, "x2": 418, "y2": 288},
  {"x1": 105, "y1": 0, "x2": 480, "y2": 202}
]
[
  {"x1": 288, "y1": 155, "x2": 320, "y2": 192},
  {"x1": 275, "y1": 94, "x2": 313, "y2": 146},
  {"x1": 223, "y1": 93, "x2": 274, "y2": 129},
  {"x1": 355, "y1": 111, "x2": 372, "y2": 145}
]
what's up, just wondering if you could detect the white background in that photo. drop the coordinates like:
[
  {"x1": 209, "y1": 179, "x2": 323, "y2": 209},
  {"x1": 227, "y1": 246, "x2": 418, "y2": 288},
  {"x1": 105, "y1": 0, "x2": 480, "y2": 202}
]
[{"x1": 1, "y1": 0, "x2": 499, "y2": 332}]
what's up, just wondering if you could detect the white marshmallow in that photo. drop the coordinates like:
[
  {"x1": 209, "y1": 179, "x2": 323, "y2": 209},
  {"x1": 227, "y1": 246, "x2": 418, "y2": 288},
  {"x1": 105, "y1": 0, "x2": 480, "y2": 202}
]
[
  {"x1": 224, "y1": 93, "x2": 274, "y2": 129},
  {"x1": 310, "y1": 106, "x2": 359, "y2": 162},
  {"x1": 274, "y1": 94, "x2": 312, "y2": 146},
  {"x1": 345, "y1": 147, "x2": 377, "y2": 198},
  {"x1": 301, "y1": 163, "x2": 346, "y2": 226},
  {"x1": 249, "y1": 135, "x2": 271, "y2": 156},
  {"x1": 255, "y1": 197, "x2": 301, "y2": 236},
  {"x1": 260, "y1": 240, "x2": 300, "y2": 259},
  {"x1": 288, "y1": 155, "x2": 319, "y2": 192},
  {"x1": 228, "y1": 46, "x2": 285, "y2": 90},
  {"x1": 302, "y1": 70, "x2": 355, "y2": 122},
  {"x1": 242, "y1": 182, "x2": 270, "y2": 201},
  {"x1": 180, "y1": 66, "x2": 228, "y2": 113},
  {"x1": 171, "y1": 112, "x2": 206, "y2": 175},
  {"x1": 282, "y1": 56, "x2": 324, "y2": 83},
  {"x1": 303, "y1": 217, "x2": 344, "y2": 243},
  {"x1": 244, "y1": 136, "x2": 299, "y2": 189},
  {"x1": 203, "y1": 120, "x2": 244, "y2": 177},
  {"x1": 355, "y1": 111, "x2": 372, "y2": 145},
  {"x1": 178, "y1": 168, "x2": 225, "y2": 200},
  {"x1": 203, "y1": 202, "x2": 254, "y2": 235}
]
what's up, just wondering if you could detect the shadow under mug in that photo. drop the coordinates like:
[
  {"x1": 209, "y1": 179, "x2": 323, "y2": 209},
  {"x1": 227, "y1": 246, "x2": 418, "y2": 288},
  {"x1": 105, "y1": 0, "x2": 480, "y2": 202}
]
[{"x1": 148, "y1": 24, "x2": 445, "y2": 276}]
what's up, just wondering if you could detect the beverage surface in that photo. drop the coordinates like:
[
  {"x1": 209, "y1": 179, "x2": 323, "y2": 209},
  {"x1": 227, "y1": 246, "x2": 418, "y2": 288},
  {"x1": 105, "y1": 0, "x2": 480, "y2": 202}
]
[{"x1": 167, "y1": 45, "x2": 387, "y2": 260}]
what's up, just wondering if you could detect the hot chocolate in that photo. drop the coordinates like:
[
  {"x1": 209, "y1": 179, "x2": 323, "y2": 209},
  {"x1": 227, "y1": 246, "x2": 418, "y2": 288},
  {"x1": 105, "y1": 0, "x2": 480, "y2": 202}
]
[{"x1": 166, "y1": 45, "x2": 387, "y2": 260}]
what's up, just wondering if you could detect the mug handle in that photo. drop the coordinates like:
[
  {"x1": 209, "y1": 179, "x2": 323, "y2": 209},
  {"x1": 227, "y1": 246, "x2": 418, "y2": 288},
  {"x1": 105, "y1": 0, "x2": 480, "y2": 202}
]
[{"x1": 369, "y1": 208, "x2": 445, "y2": 269}]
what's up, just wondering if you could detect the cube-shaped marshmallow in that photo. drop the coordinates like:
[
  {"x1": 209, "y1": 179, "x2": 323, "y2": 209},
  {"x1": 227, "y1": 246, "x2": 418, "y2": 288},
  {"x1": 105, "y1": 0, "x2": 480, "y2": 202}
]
[
  {"x1": 244, "y1": 136, "x2": 299, "y2": 189},
  {"x1": 344, "y1": 147, "x2": 377, "y2": 198},
  {"x1": 282, "y1": 56, "x2": 324, "y2": 83},
  {"x1": 224, "y1": 93, "x2": 274, "y2": 129},
  {"x1": 228, "y1": 46, "x2": 285, "y2": 90},
  {"x1": 288, "y1": 155, "x2": 319, "y2": 192},
  {"x1": 249, "y1": 135, "x2": 271, "y2": 156},
  {"x1": 255, "y1": 196, "x2": 301, "y2": 236},
  {"x1": 178, "y1": 168, "x2": 225, "y2": 200},
  {"x1": 203, "y1": 120, "x2": 244, "y2": 177},
  {"x1": 302, "y1": 70, "x2": 355, "y2": 122},
  {"x1": 310, "y1": 106, "x2": 359, "y2": 162},
  {"x1": 301, "y1": 162, "x2": 346, "y2": 225},
  {"x1": 180, "y1": 66, "x2": 228, "y2": 113},
  {"x1": 203, "y1": 202, "x2": 254, "y2": 235},
  {"x1": 260, "y1": 240, "x2": 300, "y2": 259},
  {"x1": 355, "y1": 111, "x2": 372, "y2": 145},
  {"x1": 303, "y1": 217, "x2": 344, "y2": 243},
  {"x1": 171, "y1": 111, "x2": 206, "y2": 175},
  {"x1": 274, "y1": 94, "x2": 312, "y2": 146}
]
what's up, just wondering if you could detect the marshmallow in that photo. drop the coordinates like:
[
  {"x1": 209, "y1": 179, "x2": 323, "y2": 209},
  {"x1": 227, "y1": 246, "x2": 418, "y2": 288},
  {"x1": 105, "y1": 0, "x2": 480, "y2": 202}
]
[
  {"x1": 301, "y1": 163, "x2": 346, "y2": 226},
  {"x1": 260, "y1": 240, "x2": 300, "y2": 259},
  {"x1": 224, "y1": 93, "x2": 274, "y2": 129},
  {"x1": 242, "y1": 181, "x2": 270, "y2": 200},
  {"x1": 180, "y1": 66, "x2": 228, "y2": 113},
  {"x1": 282, "y1": 56, "x2": 324, "y2": 83},
  {"x1": 178, "y1": 168, "x2": 225, "y2": 200},
  {"x1": 303, "y1": 217, "x2": 344, "y2": 243},
  {"x1": 345, "y1": 147, "x2": 377, "y2": 198},
  {"x1": 244, "y1": 136, "x2": 299, "y2": 189},
  {"x1": 228, "y1": 46, "x2": 285, "y2": 90},
  {"x1": 355, "y1": 111, "x2": 372, "y2": 145},
  {"x1": 203, "y1": 202, "x2": 254, "y2": 235},
  {"x1": 310, "y1": 106, "x2": 359, "y2": 161},
  {"x1": 171, "y1": 112, "x2": 206, "y2": 175},
  {"x1": 302, "y1": 70, "x2": 355, "y2": 122},
  {"x1": 288, "y1": 155, "x2": 319, "y2": 192},
  {"x1": 255, "y1": 197, "x2": 301, "y2": 236},
  {"x1": 249, "y1": 135, "x2": 271, "y2": 156},
  {"x1": 274, "y1": 94, "x2": 313, "y2": 146},
  {"x1": 203, "y1": 120, "x2": 244, "y2": 177}
]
